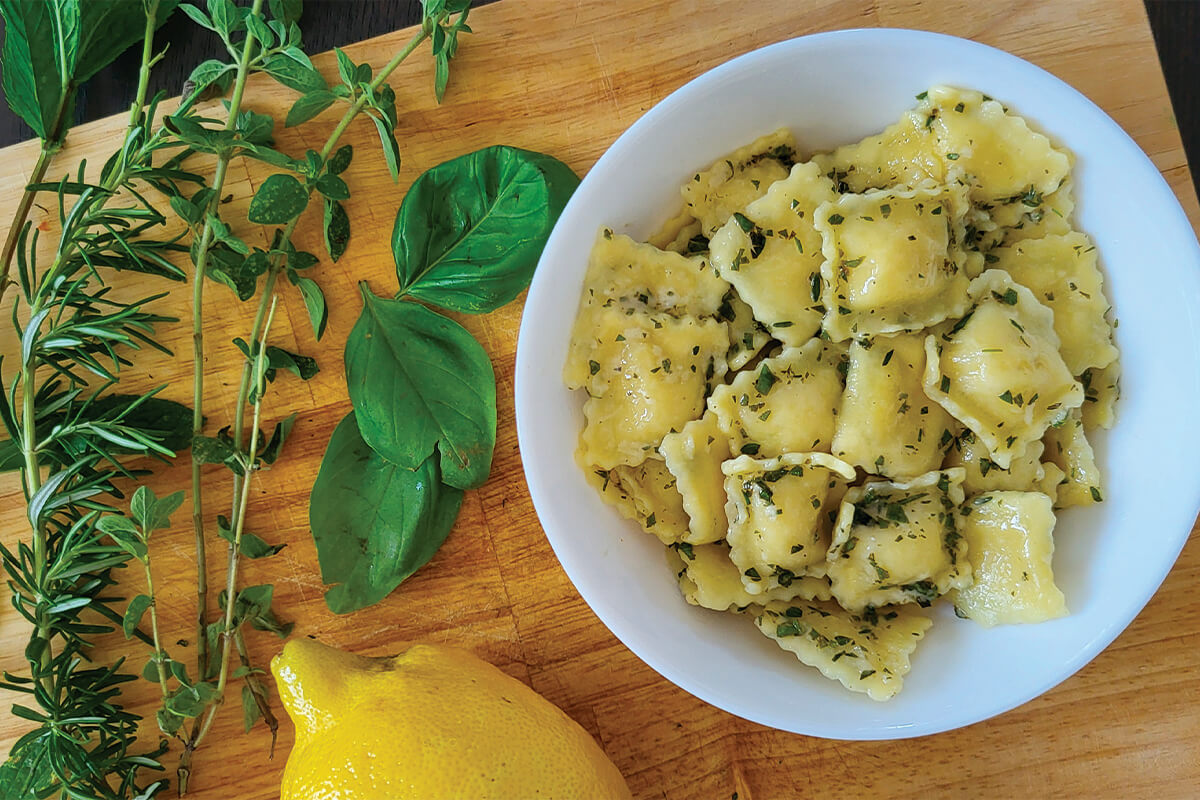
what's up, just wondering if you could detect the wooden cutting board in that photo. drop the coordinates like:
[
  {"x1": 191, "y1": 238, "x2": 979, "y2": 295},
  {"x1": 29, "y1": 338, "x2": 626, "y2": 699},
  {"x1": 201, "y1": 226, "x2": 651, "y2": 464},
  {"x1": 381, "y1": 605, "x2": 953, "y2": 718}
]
[{"x1": 2, "y1": 1, "x2": 1197, "y2": 797}]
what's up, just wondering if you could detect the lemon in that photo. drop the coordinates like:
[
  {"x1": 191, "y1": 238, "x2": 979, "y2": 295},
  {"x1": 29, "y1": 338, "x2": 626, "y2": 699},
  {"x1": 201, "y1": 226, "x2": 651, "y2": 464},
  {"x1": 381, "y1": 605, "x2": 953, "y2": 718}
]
[{"x1": 271, "y1": 638, "x2": 633, "y2": 800}]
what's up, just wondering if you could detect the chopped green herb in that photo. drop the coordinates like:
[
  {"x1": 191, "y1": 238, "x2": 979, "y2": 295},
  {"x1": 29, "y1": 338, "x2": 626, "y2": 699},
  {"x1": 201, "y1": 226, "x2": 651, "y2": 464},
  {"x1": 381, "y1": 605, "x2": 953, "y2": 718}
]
[{"x1": 755, "y1": 364, "x2": 777, "y2": 395}]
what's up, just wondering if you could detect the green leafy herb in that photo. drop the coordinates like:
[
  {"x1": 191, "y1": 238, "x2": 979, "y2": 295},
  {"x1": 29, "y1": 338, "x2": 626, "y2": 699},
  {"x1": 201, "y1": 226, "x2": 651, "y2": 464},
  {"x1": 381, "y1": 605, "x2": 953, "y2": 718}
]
[
  {"x1": 392, "y1": 146, "x2": 579, "y2": 313},
  {"x1": 345, "y1": 288, "x2": 497, "y2": 489},
  {"x1": 309, "y1": 413, "x2": 464, "y2": 613},
  {"x1": 755, "y1": 363, "x2": 778, "y2": 395}
]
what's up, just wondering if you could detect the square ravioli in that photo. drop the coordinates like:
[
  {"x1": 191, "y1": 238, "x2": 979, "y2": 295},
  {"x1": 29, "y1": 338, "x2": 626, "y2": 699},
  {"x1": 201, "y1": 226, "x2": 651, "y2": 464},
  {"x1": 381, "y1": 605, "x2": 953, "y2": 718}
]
[
  {"x1": 659, "y1": 413, "x2": 731, "y2": 544},
  {"x1": 812, "y1": 109, "x2": 945, "y2": 194},
  {"x1": 943, "y1": 429, "x2": 1045, "y2": 496},
  {"x1": 670, "y1": 542, "x2": 832, "y2": 612},
  {"x1": 990, "y1": 231, "x2": 1118, "y2": 375},
  {"x1": 826, "y1": 469, "x2": 970, "y2": 611},
  {"x1": 708, "y1": 160, "x2": 837, "y2": 345},
  {"x1": 1041, "y1": 408, "x2": 1103, "y2": 509},
  {"x1": 564, "y1": 229, "x2": 731, "y2": 389},
  {"x1": 923, "y1": 85, "x2": 1071, "y2": 204},
  {"x1": 980, "y1": 178, "x2": 1075, "y2": 246},
  {"x1": 577, "y1": 308, "x2": 729, "y2": 469},
  {"x1": 815, "y1": 183, "x2": 973, "y2": 340},
  {"x1": 681, "y1": 128, "x2": 797, "y2": 236},
  {"x1": 754, "y1": 600, "x2": 932, "y2": 701},
  {"x1": 1080, "y1": 362, "x2": 1120, "y2": 431},
  {"x1": 708, "y1": 337, "x2": 847, "y2": 458},
  {"x1": 952, "y1": 491, "x2": 1067, "y2": 626},
  {"x1": 924, "y1": 270, "x2": 1084, "y2": 470},
  {"x1": 585, "y1": 458, "x2": 691, "y2": 544},
  {"x1": 832, "y1": 333, "x2": 958, "y2": 480},
  {"x1": 722, "y1": 452, "x2": 856, "y2": 595}
]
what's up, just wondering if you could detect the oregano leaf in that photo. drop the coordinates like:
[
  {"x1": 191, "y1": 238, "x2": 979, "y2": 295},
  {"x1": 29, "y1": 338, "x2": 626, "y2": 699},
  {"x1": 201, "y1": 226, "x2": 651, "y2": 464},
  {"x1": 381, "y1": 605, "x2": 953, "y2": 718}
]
[
  {"x1": 123, "y1": 594, "x2": 153, "y2": 639},
  {"x1": 294, "y1": 275, "x2": 328, "y2": 339},
  {"x1": 322, "y1": 198, "x2": 350, "y2": 261},
  {"x1": 262, "y1": 52, "x2": 327, "y2": 93},
  {"x1": 328, "y1": 144, "x2": 353, "y2": 175},
  {"x1": 285, "y1": 90, "x2": 336, "y2": 127},
  {"x1": 368, "y1": 113, "x2": 401, "y2": 182},
  {"x1": 314, "y1": 173, "x2": 350, "y2": 201},
  {"x1": 186, "y1": 59, "x2": 234, "y2": 96},
  {"x1": 247, "y1": 173, "x2": 308, "y2": 224}
]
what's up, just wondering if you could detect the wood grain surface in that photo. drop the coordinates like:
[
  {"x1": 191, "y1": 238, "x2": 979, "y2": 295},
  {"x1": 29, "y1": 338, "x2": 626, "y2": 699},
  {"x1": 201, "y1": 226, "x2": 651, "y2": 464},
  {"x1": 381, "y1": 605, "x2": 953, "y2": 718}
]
[{"x1": 2, "y1": 1, "x2": 1198, "y2": 798}]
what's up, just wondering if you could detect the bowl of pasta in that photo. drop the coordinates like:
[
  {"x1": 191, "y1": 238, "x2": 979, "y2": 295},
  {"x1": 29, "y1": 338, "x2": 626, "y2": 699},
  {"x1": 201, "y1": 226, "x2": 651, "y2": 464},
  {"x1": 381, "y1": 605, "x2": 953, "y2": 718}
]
[{"x1": 514, "y1": 27, "x2": 1200, "y2": 738}]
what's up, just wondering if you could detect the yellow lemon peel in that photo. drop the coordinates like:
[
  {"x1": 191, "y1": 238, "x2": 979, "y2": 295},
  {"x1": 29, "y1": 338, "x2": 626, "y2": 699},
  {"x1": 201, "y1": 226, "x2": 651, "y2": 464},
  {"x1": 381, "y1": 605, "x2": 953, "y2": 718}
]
[{"x1": 272, "y1": 638, "x2": 633, "y2": 800}]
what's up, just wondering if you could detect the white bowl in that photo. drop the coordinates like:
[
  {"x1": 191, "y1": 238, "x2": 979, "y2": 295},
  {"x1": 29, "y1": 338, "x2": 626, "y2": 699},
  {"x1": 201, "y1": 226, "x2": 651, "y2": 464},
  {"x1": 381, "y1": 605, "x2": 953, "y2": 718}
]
[{"x1": 514, "y1": 28, "x2": 1200, "y2": 739}]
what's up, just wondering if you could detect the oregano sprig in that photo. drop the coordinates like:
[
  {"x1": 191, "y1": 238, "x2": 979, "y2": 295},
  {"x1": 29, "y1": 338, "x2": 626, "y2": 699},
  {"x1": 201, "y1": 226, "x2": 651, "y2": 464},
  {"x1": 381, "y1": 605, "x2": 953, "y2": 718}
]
[{"x1": 164, "y1": 0, "x2": 477, "y2": 790}]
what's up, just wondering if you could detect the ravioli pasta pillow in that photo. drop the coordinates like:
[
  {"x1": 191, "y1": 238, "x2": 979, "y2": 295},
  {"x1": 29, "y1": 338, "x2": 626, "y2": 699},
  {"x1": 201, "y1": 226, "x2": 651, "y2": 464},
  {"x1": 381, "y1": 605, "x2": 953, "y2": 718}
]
[{"x1": 563, "y1": 85, "x2": 1120, "y2": 701}]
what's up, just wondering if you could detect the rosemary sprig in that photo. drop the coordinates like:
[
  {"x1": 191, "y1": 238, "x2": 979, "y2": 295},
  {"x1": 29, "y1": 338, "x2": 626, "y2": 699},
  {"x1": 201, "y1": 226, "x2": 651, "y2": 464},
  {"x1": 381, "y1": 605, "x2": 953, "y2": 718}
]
[
  {"x1": 0, "y1": 2, "x2": 201, "y2": 796},
  {"x1": 1, "y1": 0, "x2": 475, "y2": 794}
]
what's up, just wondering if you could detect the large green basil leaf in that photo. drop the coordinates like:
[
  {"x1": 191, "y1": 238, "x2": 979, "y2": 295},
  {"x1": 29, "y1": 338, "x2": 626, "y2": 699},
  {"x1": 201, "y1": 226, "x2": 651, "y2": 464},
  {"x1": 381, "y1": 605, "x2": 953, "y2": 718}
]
[
  {"x1": 0, "y1": 0, "x2": 177, "y2": 144},
  {"x1": 310, "y1": 412, "x2": 463, "y2": 614},
  {"x1": 392, "y1": 145, "x2": 579, "y2": 314},
  {"x1": 345, "y1": 289, "x2": 495, "y2": 489},
  {"x1": 77, "y1": 1, "x2": 179, "y2": 83},
  {"x1": 0, "y1": 0, "x2": 71, "y2": 141}
]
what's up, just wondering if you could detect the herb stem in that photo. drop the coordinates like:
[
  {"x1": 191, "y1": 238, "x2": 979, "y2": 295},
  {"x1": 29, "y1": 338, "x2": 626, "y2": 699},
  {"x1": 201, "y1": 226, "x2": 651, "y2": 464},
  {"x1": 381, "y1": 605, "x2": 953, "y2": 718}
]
[
  {"x1": 188, "y1": 297, "x2": 276, "y2": 759},
  {"x1": 0, "y1": 145, "x2": 55, "y2": 305},
  {"x1": 189, "y1": 0, "x2": 267, "y2": 682},
  {"x1": 320, "y1": 25, "x2": 430, "y2": 162},
  {"x1": 228, "y1": 22, "x2": 432, "y2": 462},
  {"x1": 143, "y1": 558, "x2": 172, "y2": 703},
  {"x1": 19, "y1": 358, "x2": 53, "y2": 696}
]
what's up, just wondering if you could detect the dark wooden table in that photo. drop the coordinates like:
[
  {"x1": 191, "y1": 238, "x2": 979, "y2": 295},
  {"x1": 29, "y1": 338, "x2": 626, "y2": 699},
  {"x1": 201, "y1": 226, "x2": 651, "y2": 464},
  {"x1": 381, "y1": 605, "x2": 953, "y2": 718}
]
[{"x1": 0, "y1": 1, "x2": 1195, "y2": 198}]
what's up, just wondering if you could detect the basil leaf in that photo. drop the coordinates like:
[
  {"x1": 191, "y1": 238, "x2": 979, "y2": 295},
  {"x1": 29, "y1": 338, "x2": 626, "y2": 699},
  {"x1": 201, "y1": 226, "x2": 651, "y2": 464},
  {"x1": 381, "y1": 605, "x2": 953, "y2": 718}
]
[
  {"x1": 344, "y1": 289, "x2": 495, "y2": 489},
  {"x1": 247, "y1": 173, "x2": 308, "y2": 224},
  {"x1": 310, "y1": 412, "x2": 463, "y2": 614},
  {"x1": 0, "y1": 0, "x2": 71, "y2": 141},
  {"x1": 392, "y1": 145, "x2": 579, "y2": 314}
]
